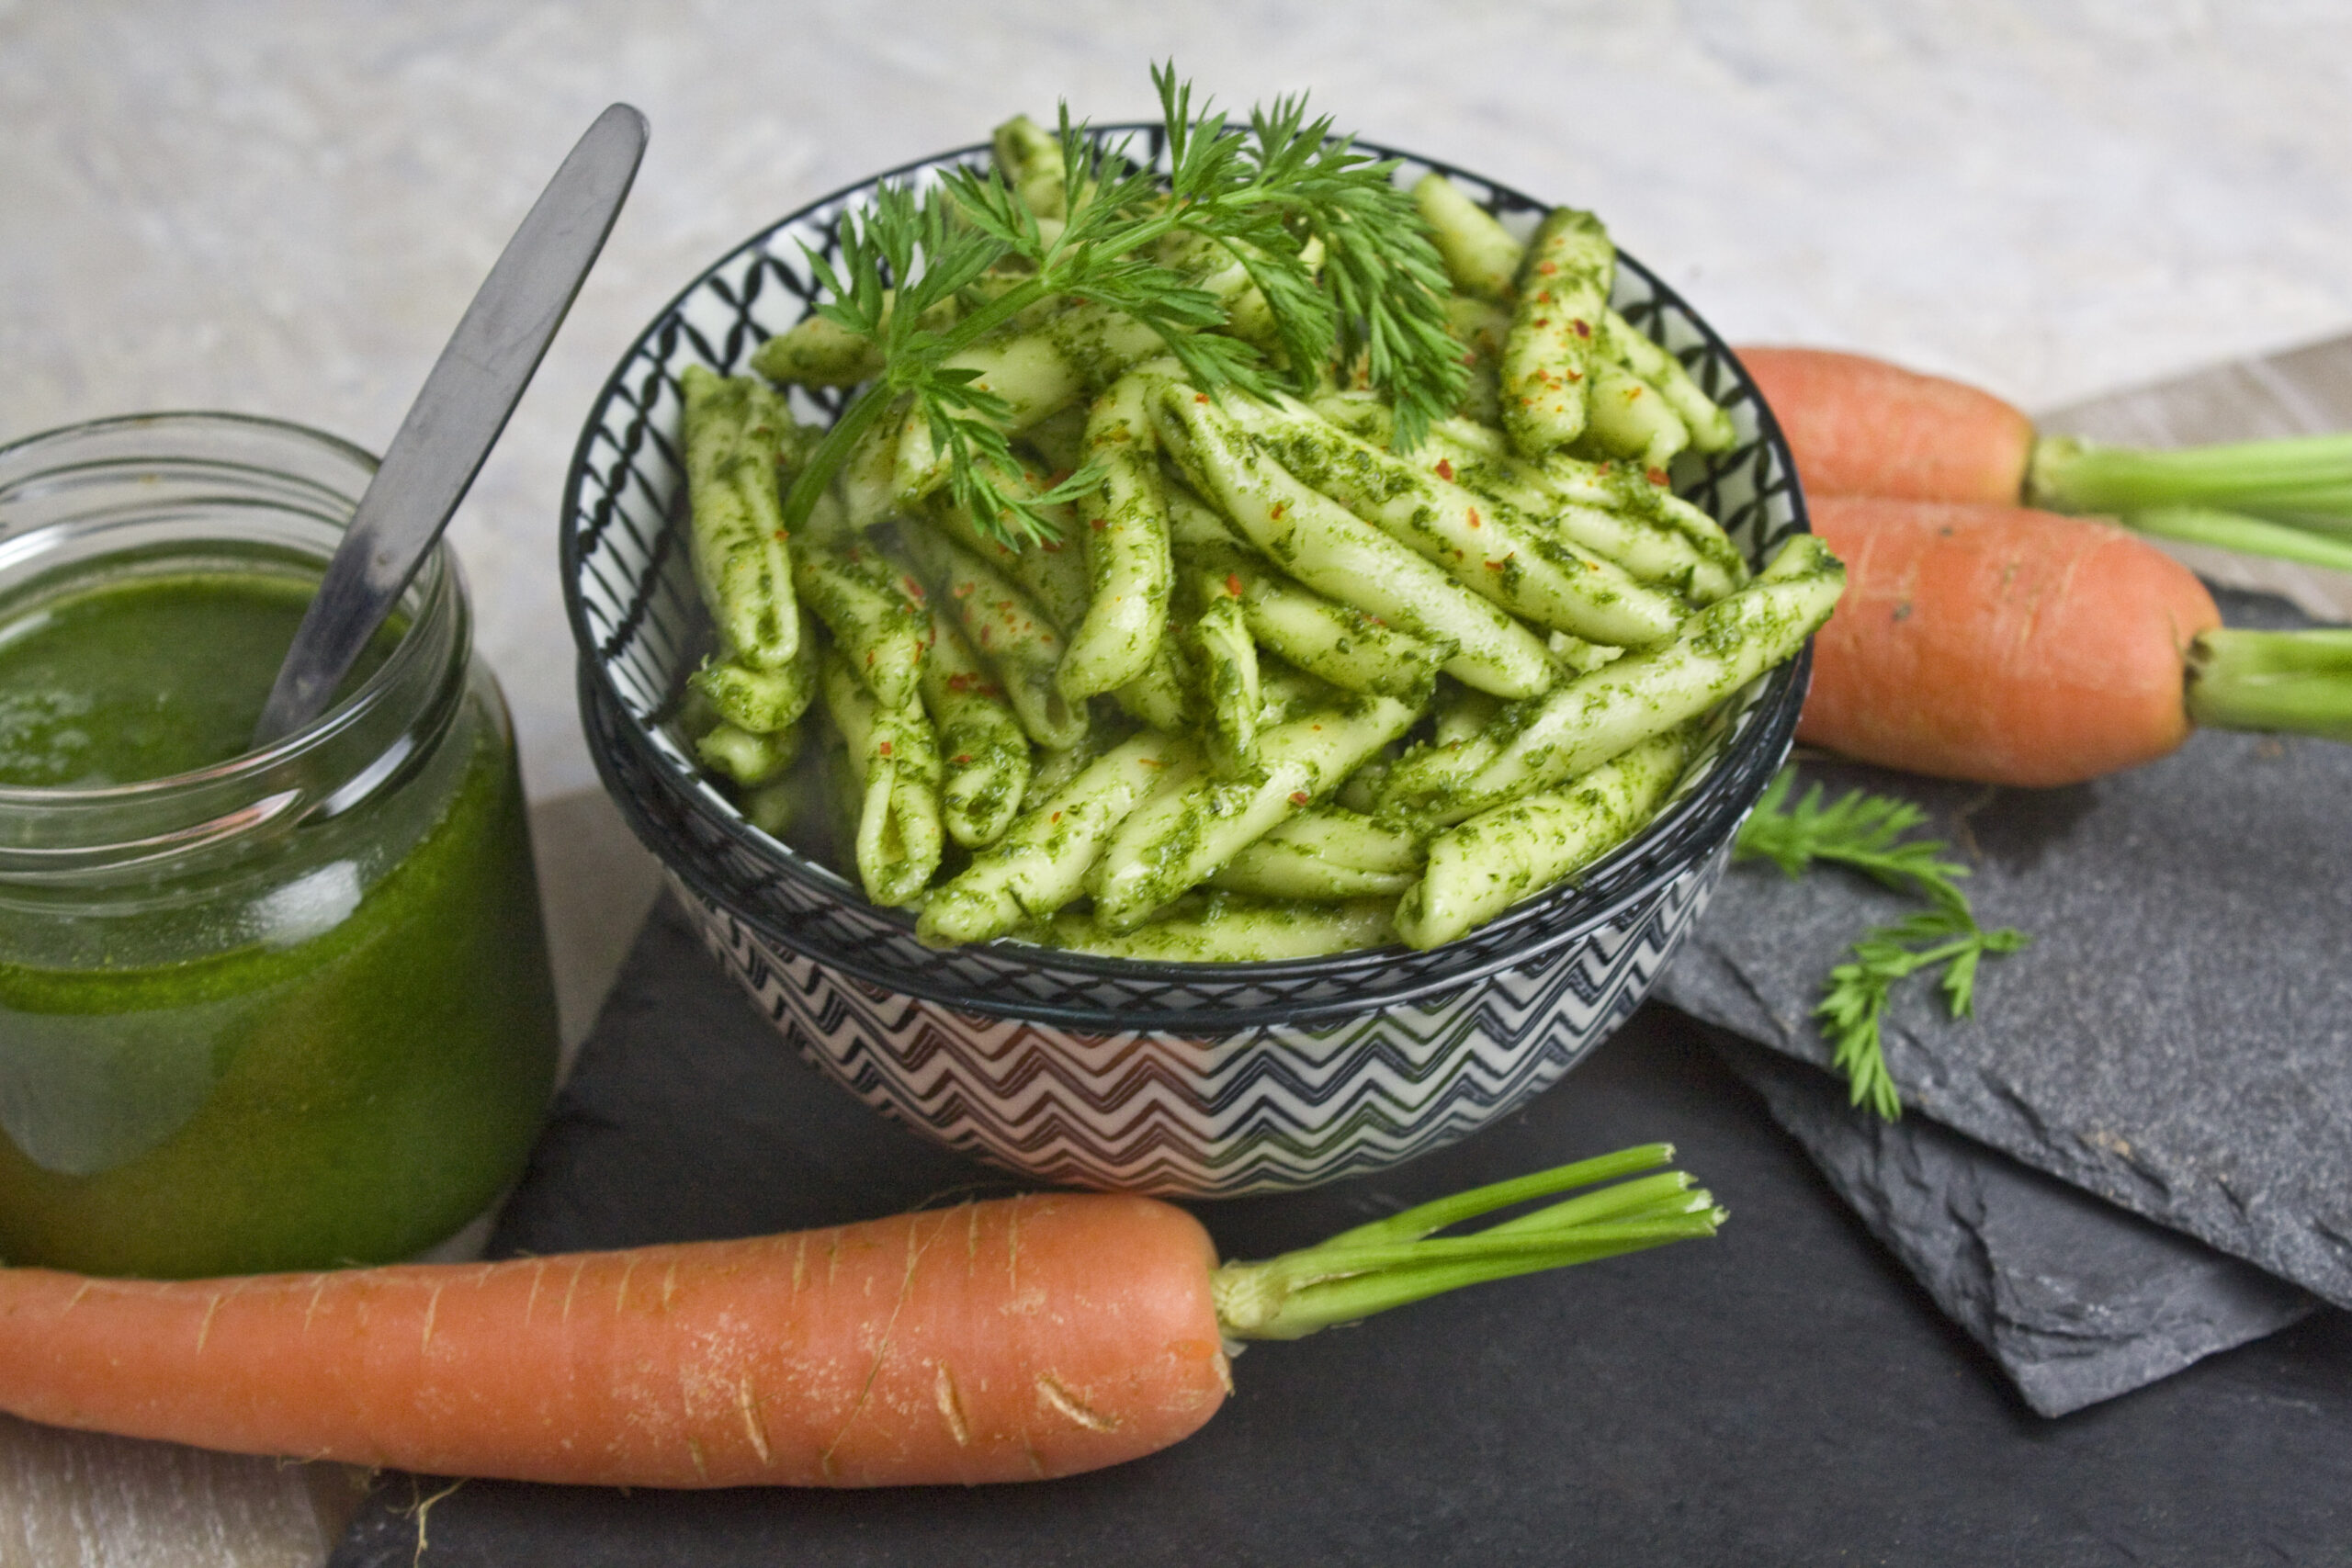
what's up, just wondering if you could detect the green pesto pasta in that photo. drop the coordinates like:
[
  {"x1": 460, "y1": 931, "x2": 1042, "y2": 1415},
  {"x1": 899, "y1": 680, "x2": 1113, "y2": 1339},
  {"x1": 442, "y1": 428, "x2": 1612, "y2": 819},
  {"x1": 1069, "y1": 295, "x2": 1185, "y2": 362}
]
[{"x1": 677, "y1": 117, "x2": 1832, "y2": 962}]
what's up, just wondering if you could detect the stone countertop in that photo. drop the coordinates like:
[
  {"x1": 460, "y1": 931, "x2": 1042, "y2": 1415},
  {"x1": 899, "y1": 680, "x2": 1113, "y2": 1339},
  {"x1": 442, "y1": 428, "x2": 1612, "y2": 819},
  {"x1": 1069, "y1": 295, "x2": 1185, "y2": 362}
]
[{"x1": 7, "y1": 0, "x2": 2351, "y2": 805}]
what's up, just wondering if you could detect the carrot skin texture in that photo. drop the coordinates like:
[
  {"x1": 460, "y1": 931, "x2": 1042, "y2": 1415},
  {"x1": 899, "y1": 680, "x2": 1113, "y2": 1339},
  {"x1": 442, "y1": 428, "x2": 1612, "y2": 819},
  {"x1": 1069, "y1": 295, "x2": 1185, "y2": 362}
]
[
  {"x1": 1739, "y1": 346, "x2": 2035, "y2": 505},
  {"x1": 0, "y1": 1194, "x2": 1229, "y2": 1488},
  {"x1": 1796, "y1": 498, "x2": 2220, "y2": 786}
]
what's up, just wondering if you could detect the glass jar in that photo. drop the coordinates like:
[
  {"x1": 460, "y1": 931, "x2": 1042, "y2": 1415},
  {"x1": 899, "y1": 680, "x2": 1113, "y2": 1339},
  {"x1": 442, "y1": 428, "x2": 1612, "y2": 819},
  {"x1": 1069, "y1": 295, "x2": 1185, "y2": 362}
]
[{"x1": 0, "y1": 412, "x2": 559, "y2": 1278}]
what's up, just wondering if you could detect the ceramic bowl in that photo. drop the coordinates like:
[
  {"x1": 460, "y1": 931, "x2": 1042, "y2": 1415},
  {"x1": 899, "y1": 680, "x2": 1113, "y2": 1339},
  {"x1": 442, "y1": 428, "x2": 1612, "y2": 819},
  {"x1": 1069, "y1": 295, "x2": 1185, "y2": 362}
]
[{"x1": 561, "y1": 129, "x2": 1812, "y2": 1196}]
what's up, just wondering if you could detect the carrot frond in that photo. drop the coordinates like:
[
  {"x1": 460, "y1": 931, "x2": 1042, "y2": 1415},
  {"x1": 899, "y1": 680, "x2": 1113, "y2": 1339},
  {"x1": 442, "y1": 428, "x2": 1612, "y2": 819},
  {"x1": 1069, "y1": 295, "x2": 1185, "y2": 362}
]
[
  {"x1": 1736, "y1": 765, "x2": 2030, "y2": 1121},
  {"x1": 1210, "y1": 1148, "x2": 1723, "y2": 1342}
]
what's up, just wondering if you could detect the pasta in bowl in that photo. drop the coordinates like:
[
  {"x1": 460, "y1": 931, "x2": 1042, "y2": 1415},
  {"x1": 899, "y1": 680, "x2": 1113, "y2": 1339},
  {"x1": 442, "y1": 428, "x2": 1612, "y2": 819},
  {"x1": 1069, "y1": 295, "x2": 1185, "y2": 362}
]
[{"x1": 563, "y1": 110, "x2": 1816, "y2": 1195}]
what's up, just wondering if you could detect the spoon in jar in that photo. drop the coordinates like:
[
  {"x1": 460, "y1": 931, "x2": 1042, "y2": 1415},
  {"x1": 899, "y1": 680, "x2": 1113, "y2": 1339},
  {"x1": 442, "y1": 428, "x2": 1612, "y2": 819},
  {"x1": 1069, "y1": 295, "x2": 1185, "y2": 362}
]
[{"x1": 251, "y1": 103, "x2": 649, "y2": 748}]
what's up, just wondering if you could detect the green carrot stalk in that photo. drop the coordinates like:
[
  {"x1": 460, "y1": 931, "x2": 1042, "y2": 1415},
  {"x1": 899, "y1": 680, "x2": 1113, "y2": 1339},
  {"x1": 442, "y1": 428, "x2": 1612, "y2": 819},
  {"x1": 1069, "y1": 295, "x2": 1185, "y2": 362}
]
[
  {"x1": 2118, "y1": 504, "x2": 2352, "y2": 575},
  {"x1": 1214, "y1": 1144, "x2": 1724, "y2": 1341},
  {"x1": 2028, "y1": 432, "x2": 2352, "y2": 518},
  {"x1": 2186, "y1": 627, "x2": 2352, "y2": 741}
]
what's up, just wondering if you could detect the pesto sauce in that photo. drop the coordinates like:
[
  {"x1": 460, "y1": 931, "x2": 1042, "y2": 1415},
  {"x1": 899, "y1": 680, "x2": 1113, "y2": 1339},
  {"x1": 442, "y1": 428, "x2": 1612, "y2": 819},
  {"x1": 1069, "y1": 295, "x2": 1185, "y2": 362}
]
[{"x1": 0, "y1": 573, "x2": 557, "y2": 1278}]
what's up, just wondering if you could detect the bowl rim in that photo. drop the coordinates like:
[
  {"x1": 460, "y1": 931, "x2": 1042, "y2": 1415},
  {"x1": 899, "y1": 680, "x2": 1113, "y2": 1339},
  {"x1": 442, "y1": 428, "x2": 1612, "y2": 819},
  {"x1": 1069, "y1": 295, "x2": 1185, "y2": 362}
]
[{"x1": 560, "y1": 129, "x2": 1813, "y2": 1030}]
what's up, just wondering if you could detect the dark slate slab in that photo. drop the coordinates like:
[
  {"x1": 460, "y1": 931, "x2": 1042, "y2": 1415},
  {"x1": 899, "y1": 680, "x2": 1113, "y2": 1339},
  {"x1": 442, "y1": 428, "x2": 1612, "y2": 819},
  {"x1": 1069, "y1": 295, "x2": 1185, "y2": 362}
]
[
  {"x1": 1709, "y1": 1032, "x2": 2318, "y2": 1416},
  {"x1": 333, "y1": 897, "x2": 2352, "y2": 1568},
  {"x1": 1654, "y1": 588, "x2": 2352, "y2": 1312}
]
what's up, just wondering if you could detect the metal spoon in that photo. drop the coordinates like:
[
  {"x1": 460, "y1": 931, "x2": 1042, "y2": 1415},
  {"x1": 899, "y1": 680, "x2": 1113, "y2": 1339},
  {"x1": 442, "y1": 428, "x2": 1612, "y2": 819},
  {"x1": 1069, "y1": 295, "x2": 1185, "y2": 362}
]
[{"x1": 252, "y1": 102, "x2": 649, "y2": 747}]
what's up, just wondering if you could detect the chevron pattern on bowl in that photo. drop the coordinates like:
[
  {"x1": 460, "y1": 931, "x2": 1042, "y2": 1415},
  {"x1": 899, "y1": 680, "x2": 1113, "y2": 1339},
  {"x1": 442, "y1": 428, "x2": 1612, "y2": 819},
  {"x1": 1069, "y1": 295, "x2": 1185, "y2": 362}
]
[
  {"x1": 564, "y1": 129, "x2": 1813, "y2": 1195},
  {"x1": 673, "y1": 843, "x2": 1724, "y2": 1195}
]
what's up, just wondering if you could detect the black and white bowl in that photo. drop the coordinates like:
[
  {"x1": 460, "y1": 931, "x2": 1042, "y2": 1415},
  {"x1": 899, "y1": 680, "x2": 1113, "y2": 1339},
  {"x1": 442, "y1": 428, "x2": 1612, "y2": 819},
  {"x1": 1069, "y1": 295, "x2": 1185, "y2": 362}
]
[{"x1": 561, "y1": 130, "x2": 1811, "y2": 1197}]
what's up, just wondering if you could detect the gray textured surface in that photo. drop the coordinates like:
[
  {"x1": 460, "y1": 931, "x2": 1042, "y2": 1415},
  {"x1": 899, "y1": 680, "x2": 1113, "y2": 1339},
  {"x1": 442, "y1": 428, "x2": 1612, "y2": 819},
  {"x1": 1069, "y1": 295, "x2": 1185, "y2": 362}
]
[
  {"x1": 1711, "y1": 1034, "x2": 2319, "y2": 1416},
  {"x1": 1656, "y1": 592, "x2": 2352, "y2": 1313}
]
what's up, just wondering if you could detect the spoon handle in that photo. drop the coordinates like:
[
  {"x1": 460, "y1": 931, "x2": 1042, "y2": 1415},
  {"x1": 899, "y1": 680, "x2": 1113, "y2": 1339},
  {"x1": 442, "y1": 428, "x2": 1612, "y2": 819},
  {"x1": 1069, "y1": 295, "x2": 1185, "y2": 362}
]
[{"x1": 254, "y1": 103, "x2": 649, "y2": 746}]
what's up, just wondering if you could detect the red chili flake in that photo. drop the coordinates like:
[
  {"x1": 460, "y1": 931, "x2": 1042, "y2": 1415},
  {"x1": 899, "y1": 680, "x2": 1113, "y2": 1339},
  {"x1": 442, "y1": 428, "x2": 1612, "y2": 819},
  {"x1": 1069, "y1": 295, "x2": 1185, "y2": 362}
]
[
  {"x1": 953, "y1": 752, "x2": 973, "y2": 765},
  {"x1": 947, "y1": 672, "x2": 974, "y2": 693},
  {"x1": 876, "y1": 740, "x2": 893, "y2": 757},
  {"x1": 1461, "y1": 351, "x2": 1479, "y2": 367},
  {"x1": 1467, "y1": 508, "x2": 1483, "y2": 529},
  {"x1": 1533, "y1": 317, "x2": 1549, "y2": 329},
  {"x1": 1270, "y1": 502, "x2": 1287, "y2": 520},
  {"x1": 1565, "y1": 368, "x2": 1583, "y2": 382},
  {"x1": 1485, "y1": 559, "x2": 1505, "y2": 572},
  {"x1": 773, "y1": 529, "x2": 788, "y2": 541},
  {"x1": 1051, "y1": 810, "x2": 1063, "y2": 822},
  {"x1": 901, "y1": 576, "x2": 926, "y2": 599},
  {"x1": 1646, "y1": 467, "x2": 1670, "y2": 487},
  {"x1": 1537, "y1": 260, "x2": 1558, "y2": 276},
  {"x1": 1435, "y1": 458, "x2": 1454, "y2": 480},
  {"x1": 953, "y1": 582, "x2": 975, "y2": 599},
  {"x1": 1138, "y1": 756, "x2": 1162, "y2": 768},
  {"x1": 864, "y1": 650, "x2": 876, "y2": 667},
  {"x1": 1366, "y1": 615, "x2": 1386, "y2": 626},
  {"x1": 1226, "y1": 573, "x2": 1244, "y2": 598},
  {"x1": 1195, "y1": 393, "x2": 1211, "y2": 404},
  {"x1": 1042, "y1": 540, "x2": 1064, "y2": 553},
  {"x1": 978, "y1": 626, "x2": 993, "y2": 645},
  {"x1": 1288, "y1": 791, "x2": 1311, "y2": 806},
  {"x1": 1572, "y1": 318, "x2": 1591, "y2": 339}
]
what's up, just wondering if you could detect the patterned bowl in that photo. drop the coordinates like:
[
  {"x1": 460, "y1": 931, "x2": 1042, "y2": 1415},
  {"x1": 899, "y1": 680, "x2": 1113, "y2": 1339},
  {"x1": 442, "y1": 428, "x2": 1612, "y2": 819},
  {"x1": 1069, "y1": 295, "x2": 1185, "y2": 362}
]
[{"x1": 561, "y1": 130, "x2": 1812, "y2": 1197}]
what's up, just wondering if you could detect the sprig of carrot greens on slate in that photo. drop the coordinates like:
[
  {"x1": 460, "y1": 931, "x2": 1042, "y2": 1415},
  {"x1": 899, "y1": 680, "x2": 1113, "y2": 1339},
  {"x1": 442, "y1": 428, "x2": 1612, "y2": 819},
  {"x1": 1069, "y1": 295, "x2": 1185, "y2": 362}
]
[
  {"x1": 780, "y1": 62, "x2": 1465, "y2": 550},
  {"x1": 1734, "y1": 766, "x2": 2030, "y2": 1120}
]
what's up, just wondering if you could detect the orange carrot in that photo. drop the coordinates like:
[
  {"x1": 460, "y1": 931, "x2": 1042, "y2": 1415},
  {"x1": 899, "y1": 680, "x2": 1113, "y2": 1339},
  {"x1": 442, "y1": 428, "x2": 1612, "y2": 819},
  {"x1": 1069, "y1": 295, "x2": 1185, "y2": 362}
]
[
  {"x1": 1796, "y1": 496, "x2": 2352, "y2": 785},
  {"x1": 1739, "y1": 347, "x2": 2034, "y2": 505},
  {"x1": 1737, "y1": 347, "x2": 2352, "y2": 573},
  {"x1": 0, "y1": 1150, "x2": 1721, "y2": 1488}
]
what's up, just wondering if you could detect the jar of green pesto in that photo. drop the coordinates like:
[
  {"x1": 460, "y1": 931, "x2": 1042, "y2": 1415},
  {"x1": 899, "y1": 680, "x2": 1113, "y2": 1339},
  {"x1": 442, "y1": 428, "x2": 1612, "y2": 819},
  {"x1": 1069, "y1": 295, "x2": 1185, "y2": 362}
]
[{"x1": 0, "y1": 412, "x2": 559, "y2": 1278}]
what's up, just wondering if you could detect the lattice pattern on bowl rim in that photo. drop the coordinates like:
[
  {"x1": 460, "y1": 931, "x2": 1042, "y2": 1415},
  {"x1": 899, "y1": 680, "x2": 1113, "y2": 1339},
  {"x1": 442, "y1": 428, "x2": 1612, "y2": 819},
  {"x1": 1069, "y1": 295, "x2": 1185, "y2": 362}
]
[{"x1": 561, "y1": 130, "x2": 1813, "y2": 1034}]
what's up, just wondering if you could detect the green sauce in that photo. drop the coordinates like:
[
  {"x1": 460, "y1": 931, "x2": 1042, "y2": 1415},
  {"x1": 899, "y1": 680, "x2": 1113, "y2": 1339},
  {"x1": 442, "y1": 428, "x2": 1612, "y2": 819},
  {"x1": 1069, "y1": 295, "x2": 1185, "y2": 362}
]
[
  {"x1": 0, "y1": 573, "x2": 558, "y2": 1278},
  {"x1": 0, "y1": 573, "x2": 391, "y2": 788}
]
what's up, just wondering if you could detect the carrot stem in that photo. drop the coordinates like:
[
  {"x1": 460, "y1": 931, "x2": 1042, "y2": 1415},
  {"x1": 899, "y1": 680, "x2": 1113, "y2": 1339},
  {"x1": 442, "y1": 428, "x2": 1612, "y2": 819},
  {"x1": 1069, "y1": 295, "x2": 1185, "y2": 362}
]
[
  {"x1": 2029, "y1": 433, "x2": 2352, "y2": 517},
  {"x1": 1314, "y1": 1143, "x2": 1677, "y2": 1249},
  {"x1": 1211, "y1": 1147, "x2": 1724, "y2": 1342},
  {"x1": 2120, "y1": 505, "x2": 2352, "y2": 575},
  {"x1": 2187, "y1": 627, "x2": 2352, "y2": 741}
]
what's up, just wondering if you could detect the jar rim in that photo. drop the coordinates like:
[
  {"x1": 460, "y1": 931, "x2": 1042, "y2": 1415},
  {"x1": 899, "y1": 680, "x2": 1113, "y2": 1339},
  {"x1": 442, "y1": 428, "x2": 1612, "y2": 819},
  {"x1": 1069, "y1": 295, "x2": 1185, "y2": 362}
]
[{"x1": 0, "y1": 412, "x2": 470, "y2": 872}]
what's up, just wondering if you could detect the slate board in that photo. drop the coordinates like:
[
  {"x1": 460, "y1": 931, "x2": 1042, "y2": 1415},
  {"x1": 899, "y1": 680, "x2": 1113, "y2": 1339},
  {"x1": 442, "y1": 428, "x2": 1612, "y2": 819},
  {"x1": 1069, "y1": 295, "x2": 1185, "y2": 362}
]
[
  {"x1": 1656, "y1": 592, "x2": 2352, "y2": 1315},
  {"x1": 333, "y1": 898, "x2": 2352, "y2": 1568},
  {"x1": 1708, "y1": 1033, "x2": 2317, "y2": 1416}
]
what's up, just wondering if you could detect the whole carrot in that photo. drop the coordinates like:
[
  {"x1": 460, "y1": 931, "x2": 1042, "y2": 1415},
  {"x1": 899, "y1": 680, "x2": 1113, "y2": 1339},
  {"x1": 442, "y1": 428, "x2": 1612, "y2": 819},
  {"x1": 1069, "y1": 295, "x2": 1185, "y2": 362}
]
[
  {"x1": 0, "y1": 1149, "x2": 1720, "y2": 1489},
  {"x1": 1797, "y1": 496, "x2": 2352, "y2": 785},
  {"x1": 1739, "y1": 346, "x2": 2352, "y2": 571},
  {"x1": 1738, "y1": 347, "x2": 2033, "y2": 505}
]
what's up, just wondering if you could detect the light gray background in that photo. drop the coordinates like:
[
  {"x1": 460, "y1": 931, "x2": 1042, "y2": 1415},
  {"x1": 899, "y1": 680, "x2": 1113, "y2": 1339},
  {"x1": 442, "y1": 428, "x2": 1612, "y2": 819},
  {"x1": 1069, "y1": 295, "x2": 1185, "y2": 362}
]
[{"x1": 8, "y1": 0, "x2": 2350, "y2": 805}]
